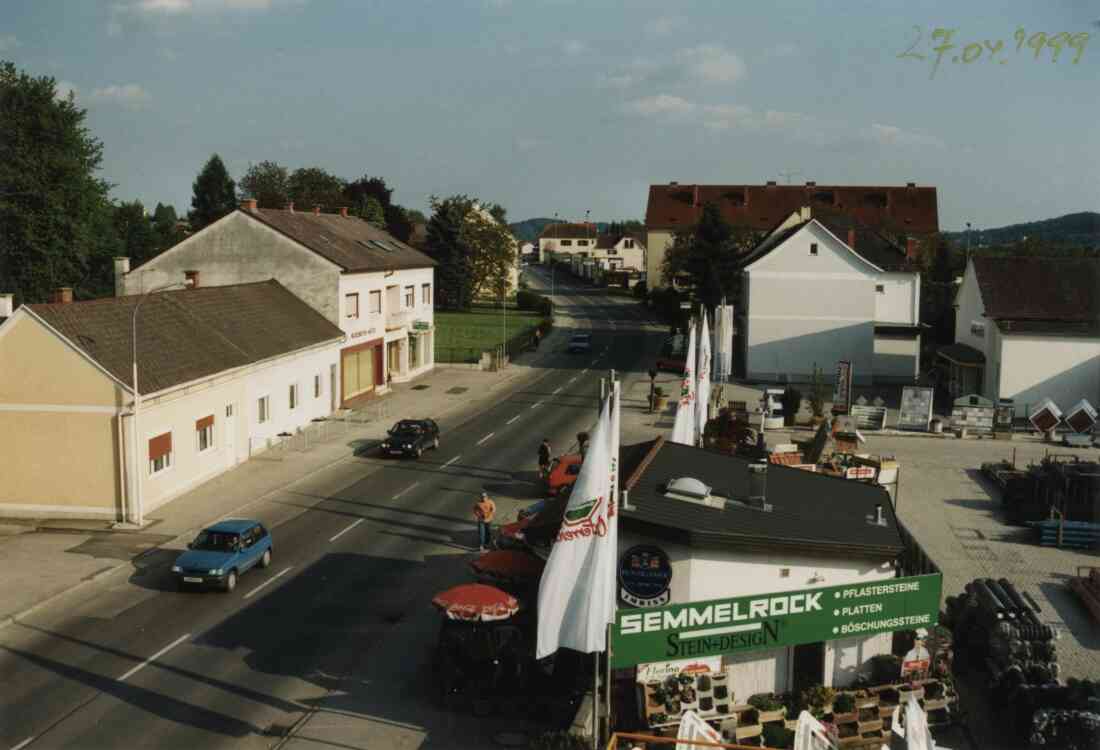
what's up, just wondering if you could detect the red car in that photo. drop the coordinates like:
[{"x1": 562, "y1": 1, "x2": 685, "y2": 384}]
[{"x1": 546, "y1": 454, "x2": 582, "y2": 497}]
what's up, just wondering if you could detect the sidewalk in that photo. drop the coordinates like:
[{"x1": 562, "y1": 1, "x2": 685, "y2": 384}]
[{"x1": 0, "y1": 324, "x2": 574, "y2": 629}]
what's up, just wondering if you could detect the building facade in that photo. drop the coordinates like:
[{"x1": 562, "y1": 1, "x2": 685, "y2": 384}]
[{"x1": 538, "y1": 222, "x2": 599, "y2": 263}]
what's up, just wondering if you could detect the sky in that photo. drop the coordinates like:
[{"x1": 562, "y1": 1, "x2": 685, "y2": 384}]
[{"x1": 4, "y1": 0, "x2": 1098, "y2": 231}]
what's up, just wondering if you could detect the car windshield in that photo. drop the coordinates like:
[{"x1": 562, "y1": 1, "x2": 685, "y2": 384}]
[
  {"x1": 392, "y1": 421, "x2": 423, "y2": 433},
  {"x1": 192, "y1": 531, "x2": 238, "y2": 552}
]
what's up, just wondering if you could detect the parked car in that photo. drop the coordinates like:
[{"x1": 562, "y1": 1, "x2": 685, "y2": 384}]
[
  {"x1": 546, "y1": 453, "x2": 583, "y2": 497},
  {"x1": 567, "y1": 334, "x2": 592, "y2": 353},
  {"x1": 381, "y1": 418, "x2": 440, "y2": 458},
  {"x1": 172, "y1": 519, "x2": 272, "y2": 592},
  {"x1": 655, "y1": 335, "x2": 687, "y2": 373}
]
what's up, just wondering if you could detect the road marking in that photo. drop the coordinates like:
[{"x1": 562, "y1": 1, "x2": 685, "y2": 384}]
[
  {"x1": 443, "y1": 454, "x2": 461, "y2": 467},
  {"x1": 329, "y1": 518, "x2": 365, "y2": 542},
  {"x1": 243, "y1": 567, "x2": 293, "y2": 600},
  {"x1": 506, "y1": 415, "x2": 520, "y2": 425},
  {"x1": 476, "y1": 432, "x2": 495, "y2": 446},
  {"x1": 118, "y1": 633, "x2": 191, "y2": 682},
  {"x1": 11, "y1": 738, "x2": 35, "y2": 750},
  {"x1": 582, "y1": 368, "x2": 589, "y2": 374},
  {"x1": 392, "y1": 481, "x2": 420, "y2": 500},
  {"x1": 568, "y1": 377, "x2": 577, "y2": 385},
  {"x1": 530, "y1": 401, "x2": 542, "y2": 410},
  {"x1": 552, "y1": 387, "x2": 562, "y2": 395}
]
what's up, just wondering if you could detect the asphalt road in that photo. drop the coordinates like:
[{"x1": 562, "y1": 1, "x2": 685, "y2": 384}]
[{"x1": 0, "y1": 272, "x2": 661, "y2": 750}]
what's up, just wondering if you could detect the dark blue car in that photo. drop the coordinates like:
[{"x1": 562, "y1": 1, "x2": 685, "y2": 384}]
[{"x1": 172, "y1": 519, "x2": 273, "y2": 592}]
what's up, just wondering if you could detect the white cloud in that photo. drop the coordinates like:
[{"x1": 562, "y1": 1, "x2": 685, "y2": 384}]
[
  {"x1": 90, "y1": 83, "x2": 152, "y2": 106},
  {"x1": 626, "y1": 94, "x2": 695, "y2": 117},
  {"x1": 120, "y1": 0, "x2": 280, "y2": 14},
  {"x1": 701, "y1": 104, "x2": 755, "y2": 130},
  {"x1": 562, "y1": 39, "x2": 585, "y2": 57},
  {"x1": 0, "y1": 35, "x2": 20, "y2": 52},
  {"x1": 55, "y1": 81, "x2": 79, "y2": 101},
  {"x1": 868, "y1": 122, "x2": 945, "y2": 149},
  {"x1": 764, "y1": 110, "x2": 806, "y2": 128},
  {"x1": 644, "y1": 16, "x2": 686, "y2": 36},
  {"x1": 677, "y1": 45, "x2": 747, "y2": 84}
]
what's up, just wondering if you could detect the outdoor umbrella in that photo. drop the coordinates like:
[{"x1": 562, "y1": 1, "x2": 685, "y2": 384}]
[
  {"x1": 469, "y1": 550, "x2": 546, "y2": 585},
  {"x1": 432, "y1": 583, "x2": 520, "y2": 622}
]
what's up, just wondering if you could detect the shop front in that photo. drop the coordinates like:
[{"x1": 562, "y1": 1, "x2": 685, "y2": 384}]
[{"x1": 340, "y1": 338, "x2": 383, "y2": 406}]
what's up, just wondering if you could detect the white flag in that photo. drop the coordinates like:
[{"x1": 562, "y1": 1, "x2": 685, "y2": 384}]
[
  {"x1": 536, "y1": 392, "x2": 616, "y2": 658},
  {"x1": 715, "y1": 303, "x2": 734, "y2": 381},
  {"x1": 671, "y1": 322, "x2": 696, "y2": 445},
  {"x1": 606, "y1": 380, "x2": 621, "y2": 621},
  {"x1": 696, "y1": 309, "x2": 711, "y2": 446}
]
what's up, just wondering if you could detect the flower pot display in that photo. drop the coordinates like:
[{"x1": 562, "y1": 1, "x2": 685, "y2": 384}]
[{"x1": 639, "y1": 666, "x2": 734, "y2": 727}]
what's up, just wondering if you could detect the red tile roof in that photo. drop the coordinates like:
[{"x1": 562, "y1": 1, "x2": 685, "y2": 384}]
[
  {"x1": 973, "y1": 257, "x2": 1100, "y2": 336},
  {"x1": 645, "y1": 183, "x2": 939, "y2": 234}
]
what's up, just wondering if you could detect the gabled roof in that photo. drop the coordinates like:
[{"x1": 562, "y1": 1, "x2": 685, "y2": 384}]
[
  {"x1": 972, "y1": 257, "x2": 1100, "y2": 336},
  {"x1": 594, "y1": 233, "x2": 646, "y2": 250},
  {"x1": 27, "y1": 281, "x2": 344, "y2": 396},
  {"x1": 539, "y1": 222, "x2": 599, "y2": 240},
  {"x1": 741, "y1": 211, "x2": 917, "y2": 272},
  {"x1": 645, "y1": 183, "x2": 939, "y2": 234},
  {"x1": 620, "y1": 437, "x2": 903, "y2": 558},
  {"x1": 244, "y1": 207, "x2": 436, "y2": 273}
]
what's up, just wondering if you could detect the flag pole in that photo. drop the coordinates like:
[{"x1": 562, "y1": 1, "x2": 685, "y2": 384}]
[{"x1": 593, "y1": 650, "x2": 599, "y2": 750}]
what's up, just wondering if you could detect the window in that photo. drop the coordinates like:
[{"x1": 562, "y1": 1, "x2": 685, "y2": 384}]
[
  {"x1": 624, "y1": 238, "x2": 635, "y2": 249},
  {"x1": 289, "y1": 383, "x2": 299, "y2": 409},
  {"x1": 345, "y1": 293, "x2": 359, "y2": 319},
  {"x1": 196, "y1": 415, "x2": 214, "y2": 452},
  {"x1": 422, "y1": 283, "x2": 431, "y2": 305},
  {"x1": 970, "y1": 321, "x2": 986, "y2": 338},
  {"x1": 148, "y1": 432, "x2": 172, "y2": 475},
  {"x1": 314, "y1": 374, "x2": 322, "y2": 398},
  {"x1": 258, "y1": 395, "x2": 270, "y2": 423},
  {"x1": 369, "y1": 290, "x2": 382, "y2": 314},
  {"x1": 608, "y1": 248, "x2": 618, "y2": 255},
  {"x1": 577, "y1": 239, "x2": 588, "y2": 246},
  {"x1": 875, "y1": 284, "x2": 885, "y2": 294},
  {"x1": 810, "y1": 243, "x2": 818, "y2": 256},
  {"x1": 561, "y1": 239, "x2": 573, "y2": 246},
  {"x1": 405, "y1": 285, "x2": 415, "y2": 308},
  {"x1": 225, "y1": 404, "x2": 234, "y2": 418}
]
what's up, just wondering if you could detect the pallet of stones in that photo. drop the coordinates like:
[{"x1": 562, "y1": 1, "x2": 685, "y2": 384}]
[{"x1": 640, "y1": 669, "x2": 733, "y2": 728}]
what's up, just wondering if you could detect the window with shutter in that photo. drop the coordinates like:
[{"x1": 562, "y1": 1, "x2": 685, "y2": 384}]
[
  {"x1": 196, "y1": 415, "x2": 214, "y2": 452},
  {"x1": 148, "y1": 432, "x2": 172, "y2": 474}
]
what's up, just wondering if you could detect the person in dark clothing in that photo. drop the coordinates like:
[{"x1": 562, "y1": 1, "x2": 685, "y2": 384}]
[
  {"x1": 533, "y1": 328, "x2": 542, "y2": 349},
  {"x1": 538, "y1": 439, "x2": 552, "y2": 478}
]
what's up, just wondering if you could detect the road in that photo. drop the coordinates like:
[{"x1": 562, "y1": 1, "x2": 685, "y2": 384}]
[{"x1": 0, "y1": 272, "x2": 662, "y2": 750}]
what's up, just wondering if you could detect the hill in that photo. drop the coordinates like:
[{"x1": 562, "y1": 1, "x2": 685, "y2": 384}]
[
  {"x1": 943, "y1": 212, "x2": 1100, "y2": 248},
  {"x1": 508, "y1": 218, "x2": 555, "y2": 243}
]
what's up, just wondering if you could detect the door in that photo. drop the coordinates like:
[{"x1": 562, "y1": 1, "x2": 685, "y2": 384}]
[
  {"x1": 224, "y1": 403, "x2": 237, "y2": 466},
  {"x1": 790, "y1": 642, "x2": 826, "y2": 697}
]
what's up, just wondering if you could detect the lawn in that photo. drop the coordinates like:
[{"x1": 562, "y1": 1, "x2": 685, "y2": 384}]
[{"x1": 434, "y1": 305, "x2": 545, "y2": 362}]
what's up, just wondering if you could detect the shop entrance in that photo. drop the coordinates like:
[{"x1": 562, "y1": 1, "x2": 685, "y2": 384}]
[{"x1": 790, "y1": 641, "x2": 825, "y2": 697}]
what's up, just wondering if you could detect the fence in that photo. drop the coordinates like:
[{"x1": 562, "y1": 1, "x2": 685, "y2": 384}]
[{"x1": 247, "y1": 403, "x2": 390, "y2": 460}]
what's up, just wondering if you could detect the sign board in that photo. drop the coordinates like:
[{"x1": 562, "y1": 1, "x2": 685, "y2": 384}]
[
  {"x1": 897, "y1": 386, "x2": 934, "y2": 432},
  {"x1": 845, "y1": 466, "x2": 877, "y2": 481},
  {"x1": 951, "y1": 394, "x2": 995, "y2": 434},
  {"x1": 610, "y1": 574, "x2": 942, "y2": 669},
  {"x1": 636, "y1": 656, "x2": 722, "y2": 684},
  {"x1": 831, "y1": 361, "x2": 853, "y2": 415},
  {"x1": 619, "y1": 545, "x2": 673, "y2": 608}
]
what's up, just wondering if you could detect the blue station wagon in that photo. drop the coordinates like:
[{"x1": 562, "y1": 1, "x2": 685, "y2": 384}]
[{"x1": 172, "y1": 519, "x2": 273, "y2": 592}]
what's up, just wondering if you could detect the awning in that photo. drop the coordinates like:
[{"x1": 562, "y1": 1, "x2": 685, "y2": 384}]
[
  {"x1": 937, "y1": 342, "x2": 985, "y2": 367},
  {"x1": 431, "y1": 583, "x2": 519, "y2": 622}
]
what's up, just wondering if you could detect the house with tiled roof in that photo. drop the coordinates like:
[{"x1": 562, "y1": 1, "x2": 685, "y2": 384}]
[
  {"x1": 737, "y1": 206, "x2": 924, "y2": 385},
  {"x1": 537, "y1": 222, "x2": 599, "y2": 263},
  {"x1": 0, "y1": 280, "x2": 344, "y2": 521},
  {"x1": 569, "y1": 234, "x2": 646, "y2": 281},
  {"x1": 644, "y1": 181, "x2": 938, "y2": 289},
  {"x1": 942, "y1": 256, "x2": 1100, "y2": 413},
  {"x1": 117, "y1": 199, "x2": 437, "y2": 406}
]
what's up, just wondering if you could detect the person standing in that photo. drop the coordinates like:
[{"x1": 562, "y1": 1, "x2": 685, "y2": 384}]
[
  {"x1": 533, "y1": 327, "x2": 542, "y2": 350},
  {"x1": 473, "y1": 491, "x2": 496, "y2": 552},
  {"x1": 538, "y1": 438, "x2": 552, "y2": 479}
]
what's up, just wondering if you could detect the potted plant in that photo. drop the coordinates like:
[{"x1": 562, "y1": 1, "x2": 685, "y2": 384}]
[
  {"x1": 831, "y1": 692, "x2": 857, "y2": 722},
  {"x1": 762, "y1": 723, "x2": 796, "y2": 750},
  {"x1": 748, "y1": 693, "x2": 786, "y2": 722},
  {"x1": 651, "y1": 685, "x2": 668, "y2": 706},
  {"x1": 801, "y1": 685, "x2": 836, "y2": 717},
  {"x1": 808, "y1": 366, "x2": 827, "y2": 425},
  {"x1": 653, "y1": 386, "x2": 668, "y2": 411},
  {"x1": 781, "y1": 386, "x2": 803, "y2": 427}
]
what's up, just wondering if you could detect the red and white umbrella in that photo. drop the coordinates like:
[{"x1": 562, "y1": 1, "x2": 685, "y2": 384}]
[
  {"x1": 432, "y1": 583, "x2": 520, "y2": 622},
  {"x1": 498, "y1": 517, "x2": 533, "y2": 541},
  {"x1": 469, "y1": 550, "x2": 545, "y2": 584}
]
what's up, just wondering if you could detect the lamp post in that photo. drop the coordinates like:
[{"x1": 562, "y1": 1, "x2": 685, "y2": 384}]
[
  {"x1": 965, "y1": 222, "x2": 972, "y2": 263},
  {"x1": 127, "y1": 279, "x2": 192, "y2": 527}
]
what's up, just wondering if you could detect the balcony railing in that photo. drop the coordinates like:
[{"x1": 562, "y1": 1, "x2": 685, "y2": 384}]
[{"x1": 385, "y1": 309, "x2": 412, "y2": 331}]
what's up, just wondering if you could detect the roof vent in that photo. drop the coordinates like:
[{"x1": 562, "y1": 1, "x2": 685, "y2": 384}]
[
  {"x1": 664, "y1": 477, "x2": 725, "y2": 509},
  {"x1": 868, "y1": 503, "x2": 888, "y2": 527}
]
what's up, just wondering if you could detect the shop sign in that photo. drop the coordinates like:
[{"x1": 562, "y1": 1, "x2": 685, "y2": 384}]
[
  {"x1": 635, "y1": 656, "x2": 721, "y2": 684},
  {"x1": 610, "y1": 573, "x2": 942, "y2": 669},
  {"x1": 618, "y1": 545, "x2": 673, "y2": 608},
  {"x1": 350, "y1": 328, "x2": 377, "y2": 339},
  {"x1": 902, "y1": 645, "x2": 930, "y2": 679},
  {"x1": 844, "y1": 466, "x2": 876, "y2": 481},
  {"x1": 832, "y1": 360, "x2": 853, "y2": 415}
]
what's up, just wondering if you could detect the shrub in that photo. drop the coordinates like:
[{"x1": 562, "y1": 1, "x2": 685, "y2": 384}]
[
  {"x1": 781, "y1": 387, "x2": 802, "y2": 426},
  {"x1": 530, "y1": 730, "x2": 587, "y2": 750},
  {"x1": 761, "y1": 723, "x2": 795, "y2": 750},
  {"x1": 868, "y1": 654, "x2": 902, "y2": 684},
  {"x1": 801, "y1": 685, "x2": 835, "y2": 714},
  {"x1": 832, "y1": 692, "x2": 856, "y2": 713},
  {"x1": 632, "y1": 280, "x2": 647, "y2": 299},
  {"x1": 808, "y1": 365, "x2": 826, "y2": 418},
  {"x1": 748, "y1": 693, "x2": 783, "y2": 712}
]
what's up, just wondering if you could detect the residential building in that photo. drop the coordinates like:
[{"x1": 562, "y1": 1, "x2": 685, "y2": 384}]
[
  {"x1": 538, "y1": 222, "x2": 599, "y2": 263},
  {"x1": 117, "y1": 200, "x2": 437, "y2": 406},
  {"x1": 737, "y1": 207, "x2": 923, "y2": 385},
  {"x1": 644, "y1": 181, "x2": 939, "y2": 290},
  {"x1": 574, "y1": 233, "x2": 645, "y2": 279},
  {"x1": 0, "y1": 280, "x2": 344, "y2": 521},
  {"x1": 941, "y1": 256, "x2": 1100, "y2": 412}
]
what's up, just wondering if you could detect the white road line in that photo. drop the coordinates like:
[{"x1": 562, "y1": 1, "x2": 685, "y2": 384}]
[
  {"x1": 328, "y1": 518, "x2": 365, "y2": 542},
  {"x1": 243, "y1": 566, "x2": 293, "y2": 600},
  {"x1": 530, "y1": 401, "x2": 542, "y2": 410},
  {"x1": 582, "y1": 368, "x2": 589, "y2": 374},
  {"x1": 443, "y1": 454, "x2": 461, "y2": 467},
  {"x1": 11, "y1": 738, "x2": 35, "y2": 750},
  {"x1": 392, "y1": 481, "x2": 420, "y2": 500},
  {"x1": 476, "y1": 432, "x2": 495, "y2": 446},
  {"x1": 118, "y1": 633, "x2": 191, "y2": 682},
  {"x1": 552, "y1": 387, "x2": 562, "y2": 395},
  {"x1": 568, "y1": 377, "x2": 577, "y2": 385},
  {"x1": 506, "y1": 415, "x2": 520, "y2": 425}
]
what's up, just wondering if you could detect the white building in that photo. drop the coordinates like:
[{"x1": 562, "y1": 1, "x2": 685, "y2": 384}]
[
  {"x1": 941, "y1": 256, "x2": 1100, "y2": 413},
  {"x1": 117, "y1": 200, "x2": 437, "y2": 407},
  {"x1": 538, "y1": 222, "x2": 599, "y2": 263},
  {"x1": 738, "y1": 208, "x2": 923, "y2": 385},
  {"x1": 0, "y1": 281, "x2": 344, "y2": 520}
]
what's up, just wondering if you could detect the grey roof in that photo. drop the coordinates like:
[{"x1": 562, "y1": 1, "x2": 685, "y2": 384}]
[
  {"x1": 246, "y1": 208, "x2": 436, "y2": 273},
  {"x1": 29, "y1": 281, "x2": 344, "y2": 395},
  {"x1": 620, "y1": 437, "x2": 904, "y2": 559},
  {"x1": 972, "y1": 257, "x2": 1100, "y2": 336},
  {"x1": 742, "y1": 211, "x2": 917, "y2": 272}
]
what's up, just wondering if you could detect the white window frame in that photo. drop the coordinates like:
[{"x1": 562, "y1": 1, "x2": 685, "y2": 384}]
[
  {"x1": 875, "y1": 284, "x2": 885, "y2": 294},
  {"x1": 148, "y1": 430, "x2": 173, "y2": 476},
  {"x1": 970, "y1": 320, "x2": 986, "y2": 338},
  {"x1": 345, "y1": 292, "x2": 359, "y2": 319},
  {"x1": 369, "y1": 290, "x2": 382, "y2": 314},
  {"x1": 561, "y1": 239, "x2": 573, "y2": 247},
  {"x1": 577, "y1": 239, "x2": 588, "y2": 246},
  {"x1": 404, "y1": 285, "x2": 415, "y2": 308},
  {"x1": 421, "y1": 284, "x2": 431, "y2": 305},
  {"x1": 258, "y1": 395, "x2": 270, "y2": 424},
  {"x1": 289, "y1": 383, "x2": 299, "y2": 410},
  {"x1": 196, "y1": 422, "x2": 214, "y2": 453},
  {"x1": 624, "y1": 238, "x2": 635, "y2": 249}
]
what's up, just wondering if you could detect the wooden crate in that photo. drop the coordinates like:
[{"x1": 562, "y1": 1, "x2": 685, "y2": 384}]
[{"x1": 857, "y1": 719, "x2": 884, "y2": 733}]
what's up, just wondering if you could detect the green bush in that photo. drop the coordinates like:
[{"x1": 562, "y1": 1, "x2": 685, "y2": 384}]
[
  {"x1": 808, "y1": 365, "x2": 826, "y2": 418},
  {"x1": 781, "y1": 387, "x2": 802, "y2": 426},
  {"x1": 833, "y1": 692, "x2": 856, "y2": 713},
  {"x1": 632, "y1": 281, "x2": 647, "y2": 299},
  {"x1": 748, "y1": 692, "x2": 783, "y2": 712},
  {"x1": 529, "y1": 730, "x2": 587, "y2": 750},
  {"x1": 761, "y1": 723, "x2": 795, "y2": 749}
]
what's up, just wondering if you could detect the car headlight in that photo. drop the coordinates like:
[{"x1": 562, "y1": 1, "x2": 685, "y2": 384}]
[
  {"x1": 404, "y1": 443, "x2": 411, "y2": 449},
  {"x1": 171, "y1": 565, "x2": 181, "y2": 573},
  {"x1": 209, "y1": 568, "x2": 222, "y2": 575},
  {"x1": 381, "y1": 442, "x2": 389, "y2": 448}
]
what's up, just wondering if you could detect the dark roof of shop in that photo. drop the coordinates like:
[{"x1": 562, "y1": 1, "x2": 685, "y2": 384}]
[
  {"x1": 937, "y1": 342, "x2": 985, "y2": 366},
  {"x1": 972, "y1": 257, "x2": 1100, "y2": 336},
  {"x1": 246, "y1": 207, "x2": 436, "y2": 273},
  {"x1": 620, "y1": 437, "x2": 904, "y2": 559},
  {"x1": 645, "y1": 183, "x2": 939, "y2": 233},
  {"x1": 28, "y1": 281, "x2": 344, "y2": 395},
  {"x1": 740, "y1": 211, "x2": 917, "y2": 272}
]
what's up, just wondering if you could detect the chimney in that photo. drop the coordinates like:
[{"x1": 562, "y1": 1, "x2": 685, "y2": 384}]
[
  {"x1": 806, "y1": 180, "x2": 816, "y2": 187},
  {"x1": 747, "y1": 462, "x2": 767, "y2": 506},
  {"x1": 53, "y1": 287, "x2": 73, "y2": 304},
  {"x1": 0, "y1": 293, "x2": 13, "y2": 318},
  {"x1": 692, "y1": 185, "x2": 700, "y2": 207},
  {"x1": 906, "y1": 236, "x2": 918, "y2": 260},
  {"x1": 339, "y1": 206, "x2": 349, "y2": 218},
  {"x1": 286, "y1": 201, "x2": 295, "y2": 213},
  {"x1": 184, "y1": 270, "x2": 199, "y2": 289},
  {"x1": 113, "y1": 257, "x2": 130, "y2": 298},
  {"x1": 766, "y1": 180, "x2": 777, "y2": 187},
  {"x1": 240, "y1": 198, "x2": 258, "y2": 212},
  {"x1": 847, "y1": 228, "x2": 856, "y2": 249},
  {"x1": 313, "y1": 205, "x2": 321, "y2": 216}
]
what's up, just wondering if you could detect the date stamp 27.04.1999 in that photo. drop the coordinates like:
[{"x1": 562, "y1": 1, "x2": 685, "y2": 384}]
[{"x1": 899, "y1": 26, "x2": 1091, "y2": 79}]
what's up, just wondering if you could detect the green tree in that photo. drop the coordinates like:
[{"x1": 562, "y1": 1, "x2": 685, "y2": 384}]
[
  {"x1": 113, "y1": 200, "x2": 160, "y2": 267},
  {"x1": 383, "y1": 203, "x2": 414, "y2": 242},
  {"x1": 361, "y1": 196, "x2": 386, "y2": 228},
  {"x1": 0, "y1": 61, "x2": 121, "y2": 303},
  {"x1": 239, "y1": 160, "x2": 289, "y2": 208},
  {"x1": 662, "y1": 202, "x2": 758, "y2": 308},
  {"x1": 463, "y1": 207, "x2": 517, "y2": 299},
  {"x1": 485, "y1": 202, "x2": 507, "y2": 224},
  {"x1": 189, "y1": 153, "x2": 237, "y2": 230},
  {"x1": 406, "y1": 208, "x2": 428, "y2": 225},
  {"x1": 344, "y1": 175, "x2": 393, "y2": 211},
  {"x1": 425, "y1": 195, "x2": 478, "y2": 310},
  {"x1": 287, "y1": 166, "x2": 346, "y2": 212}
]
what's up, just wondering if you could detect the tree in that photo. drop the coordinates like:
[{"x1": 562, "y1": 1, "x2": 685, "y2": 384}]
[
  {"x1": 361, "y1": 196, "x2": 386, "y2": 228},
  {"x1": 462, "y1": 207, "x2": 518, "y2": 299},
  {"x1": 485, "y1": 202, "x2": 507, "y2": 225},
  {"x1": 288, "y1": 166, "x2": 346, "y2": 212},
  {"x1": 189, "y1": 154, "x2": 237, "y2": 231},
  {"x1": 406, "y1": 208, "x2": 428, "y2": 225},
  {"x1": 344, "y1": 175, "x2": 393, "y2": 211},
  {"x1": 239, "y1": 160, "x2": 289, "y2": 208},
  {"x1": 383, "y1": 203, "x2": 414, "y2": 242},
  {"x1": 662, "y1": 202, "x2": 759, "y2": 308},
  {"x1": 425, "y1": 195, "x2": 478, "y2": 310},
  {"x1": 0, "y1": 61, "x2": 121, "y2": 303},
  {"x1": 113, "y1": 200, "x2": 160, "y2": 267}
]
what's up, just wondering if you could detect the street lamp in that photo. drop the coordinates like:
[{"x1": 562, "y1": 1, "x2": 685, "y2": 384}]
[
  {"x1": 126, "y1": 278, "x2": 192, "y2": 527},
  {"x1": 965, "y1": 222, "x2": 972, "y2": 263}
]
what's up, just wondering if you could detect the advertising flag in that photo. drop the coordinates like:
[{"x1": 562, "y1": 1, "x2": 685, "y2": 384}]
[
  {"x1": 670, "y1": 322, "x2": 696, "y2": 445},
  {"x1": 695, "y1": 309, "x2": 711, "y2": 446}
]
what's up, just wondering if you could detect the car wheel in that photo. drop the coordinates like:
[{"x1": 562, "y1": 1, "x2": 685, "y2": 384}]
[
  {"x1": 259, "y1": 548, "x2": 272, "y2": 569},
  {"x1": 433, "y1": 437, "x2": 440, "y2": 450},
  {"x1": 224, "y1": 570, "x2": 237, "y2": 593}
]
